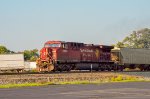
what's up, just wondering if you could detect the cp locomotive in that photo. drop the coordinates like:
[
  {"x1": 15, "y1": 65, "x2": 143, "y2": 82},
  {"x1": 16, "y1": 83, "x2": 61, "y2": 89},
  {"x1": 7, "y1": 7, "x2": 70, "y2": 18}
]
[
  {"x1": 36, "y1": 41, "x2": 116, "y2": 72},
  {"x1": 37, "y1": 41, "x2": 150, "y2": 72}
]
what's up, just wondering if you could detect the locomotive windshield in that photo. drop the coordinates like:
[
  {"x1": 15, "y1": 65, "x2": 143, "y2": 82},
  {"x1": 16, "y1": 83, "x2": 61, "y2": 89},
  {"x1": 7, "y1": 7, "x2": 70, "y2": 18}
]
[{"x1": 44, "y1": 43, "x2": 61, "y2": 47}]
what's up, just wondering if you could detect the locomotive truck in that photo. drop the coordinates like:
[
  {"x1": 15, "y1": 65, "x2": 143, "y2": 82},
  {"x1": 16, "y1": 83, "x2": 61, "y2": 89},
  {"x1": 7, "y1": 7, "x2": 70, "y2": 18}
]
[{"x1": 36, "y1": 41, "x2": 117, "y2": 72}]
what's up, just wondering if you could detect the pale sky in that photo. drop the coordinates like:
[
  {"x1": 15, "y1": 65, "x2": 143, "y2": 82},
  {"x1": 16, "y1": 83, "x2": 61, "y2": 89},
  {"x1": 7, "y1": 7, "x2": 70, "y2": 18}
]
[{"x1": 0, "y1": 0, "x2": 150, "y2": 51}]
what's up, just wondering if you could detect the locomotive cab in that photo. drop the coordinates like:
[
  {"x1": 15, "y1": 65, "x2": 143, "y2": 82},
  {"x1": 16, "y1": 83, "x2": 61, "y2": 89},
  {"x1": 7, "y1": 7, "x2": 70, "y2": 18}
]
[{"x1": 41, "y1": 42, "x2": 61, "y2": 61}]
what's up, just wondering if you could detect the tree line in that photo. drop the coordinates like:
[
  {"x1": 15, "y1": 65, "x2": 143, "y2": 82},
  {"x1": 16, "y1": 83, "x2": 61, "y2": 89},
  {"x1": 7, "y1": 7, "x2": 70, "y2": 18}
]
[{"x1": 116, "y1": 28, "x2": 150, "y2": 48}]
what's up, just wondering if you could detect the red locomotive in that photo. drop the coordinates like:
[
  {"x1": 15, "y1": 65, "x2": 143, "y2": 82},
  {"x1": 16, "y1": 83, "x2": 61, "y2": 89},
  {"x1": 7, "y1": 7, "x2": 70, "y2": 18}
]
[{"x1": 36, "y1": 41, "x2": 115, "y2": 72}]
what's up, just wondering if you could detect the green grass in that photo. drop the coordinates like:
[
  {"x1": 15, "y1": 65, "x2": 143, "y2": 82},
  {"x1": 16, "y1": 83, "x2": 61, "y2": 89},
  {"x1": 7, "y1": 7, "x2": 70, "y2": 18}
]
[
  {"x1": 0, "y1": 80, "x2": 146, "y2": 88},
  {"x1": 0, "y1": 82, "x2": 54, "y2": 88}
]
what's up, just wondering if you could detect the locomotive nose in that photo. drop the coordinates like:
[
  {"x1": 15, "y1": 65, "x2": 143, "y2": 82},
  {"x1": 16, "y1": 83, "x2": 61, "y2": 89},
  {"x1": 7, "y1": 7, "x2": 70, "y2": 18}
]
[{"x1": 40, "y1": 47, "x2": 52, "y2": 60}]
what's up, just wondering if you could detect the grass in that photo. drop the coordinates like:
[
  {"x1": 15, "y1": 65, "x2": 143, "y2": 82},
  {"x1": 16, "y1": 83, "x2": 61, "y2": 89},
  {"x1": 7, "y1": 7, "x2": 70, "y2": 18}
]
[
  {"x1": 0, "y1": 82, "x2": 55, "y2": 88},
  {"x1": 0, "y1": 75, "x2": 148, "y2": 88},
  {"x1": 0, "y1": 80, "x2": 146, "y2": 88}
]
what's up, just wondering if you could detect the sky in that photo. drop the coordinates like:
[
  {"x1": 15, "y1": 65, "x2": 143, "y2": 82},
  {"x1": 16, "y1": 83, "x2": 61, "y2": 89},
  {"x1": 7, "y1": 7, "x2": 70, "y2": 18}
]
[{"x1": 0, "y1": 0, "x2": 150, "y2": 51}]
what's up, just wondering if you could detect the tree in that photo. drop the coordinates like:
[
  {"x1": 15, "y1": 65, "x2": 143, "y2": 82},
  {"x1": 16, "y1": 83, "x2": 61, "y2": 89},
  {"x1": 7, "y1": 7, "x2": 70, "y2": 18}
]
[
  {"x1": 116, "y1": 28, "x2": 150, "y2": 48},
  {"x1": 0, "y1": 45, "x2": 12, "y2": 54},
  {"x1": 24, "y1": 49, "x2": 39, "y2": 61},
  {"x1": 115, "y1": 42, "x2": 124, "y2": 48}
]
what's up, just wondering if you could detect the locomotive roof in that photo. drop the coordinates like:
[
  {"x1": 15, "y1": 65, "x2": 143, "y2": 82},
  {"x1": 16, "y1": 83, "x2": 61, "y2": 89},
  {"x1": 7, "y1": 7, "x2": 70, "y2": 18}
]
[
  {"x1": 45, "y1": 40, "x2": 114, "y2": 49},
  {"x1": 45, "y1": 41, "x2": 64, "y2": 44},
  {"x1": 45, "y1": 41, "x2": 84, "y2": 44}
]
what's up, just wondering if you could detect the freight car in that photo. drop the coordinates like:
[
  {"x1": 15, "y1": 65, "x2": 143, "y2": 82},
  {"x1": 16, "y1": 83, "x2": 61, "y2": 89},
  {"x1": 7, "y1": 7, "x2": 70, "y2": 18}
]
[
  {"x1": 0, "y1": 54, "x2": 24, "y2": 72},
  {"x1": 111, "y1": 48, "x2": 150, "y2": 71},
  {"x1": 36, "y1": 41, "x2": 116, "y2": 72}
]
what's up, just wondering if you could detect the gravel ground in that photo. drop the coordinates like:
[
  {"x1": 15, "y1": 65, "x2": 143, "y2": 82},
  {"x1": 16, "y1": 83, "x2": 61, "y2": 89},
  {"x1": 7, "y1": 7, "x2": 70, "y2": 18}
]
[
  {"x1": 0, "y1": 72, "x2": 150, "y2": 85},
  {"x1": 0, "y1": 72, "x2": 122, "y2": 84}
]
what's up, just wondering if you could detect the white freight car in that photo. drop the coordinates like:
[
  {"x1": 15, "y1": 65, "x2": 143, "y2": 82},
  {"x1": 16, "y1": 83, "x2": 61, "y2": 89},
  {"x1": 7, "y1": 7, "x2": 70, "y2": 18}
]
[
  {"x1": 0, "y1": 54, "x2": 24, "y2": 72},
  {"x1": 24, "y1": 62, "x2": 36, "y2": 71}
]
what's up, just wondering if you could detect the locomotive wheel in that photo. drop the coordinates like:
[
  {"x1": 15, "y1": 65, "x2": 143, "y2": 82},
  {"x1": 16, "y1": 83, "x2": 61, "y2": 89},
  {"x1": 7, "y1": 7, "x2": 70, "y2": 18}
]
[
  {"x1": 64, "y1": 65, "x2": 70, "y2": 71},
  {"x1": 96, "y1": 68, "x2": 100, "y2": 71},
  {"x1": 66, "y1": 65, "x2": 72, "y2": 71},
  {"x1": 59, "y1": 65, "x2": 63, "y2": 71},
  {"x1": 120, "y1": 67, "x2": 124, "y2": 71},
  {"x1": 100, "y1": 68, "x2": 104, "y2": 71},
  {"x1": 71, "y1": 64, "x2": 76, "y2": 70},
  {"x1": 107, "y1": 68, "x2": 111, "y2": 71},
  {"x1": 147, "y1": 66, "x2": 150, "y2": 71},
  {"x1": 113, "y1": 65, "x2": 118, "y2": 71}
]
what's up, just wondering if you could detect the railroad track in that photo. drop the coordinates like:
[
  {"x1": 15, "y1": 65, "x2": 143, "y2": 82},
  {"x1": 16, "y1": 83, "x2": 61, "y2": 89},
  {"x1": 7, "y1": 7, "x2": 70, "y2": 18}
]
[
  {"x1": 0, "y1": 71, "x2": 150, "y2": 85},
  {"x1": 0, "y1": 71, "x2": 95, "y2": 75},
  {"x1": 0, "y1": 71, "x2": 150, "y2": 77},
  {"x1": 0, "y1": 71, "x2": 107, "y2": 75}
]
